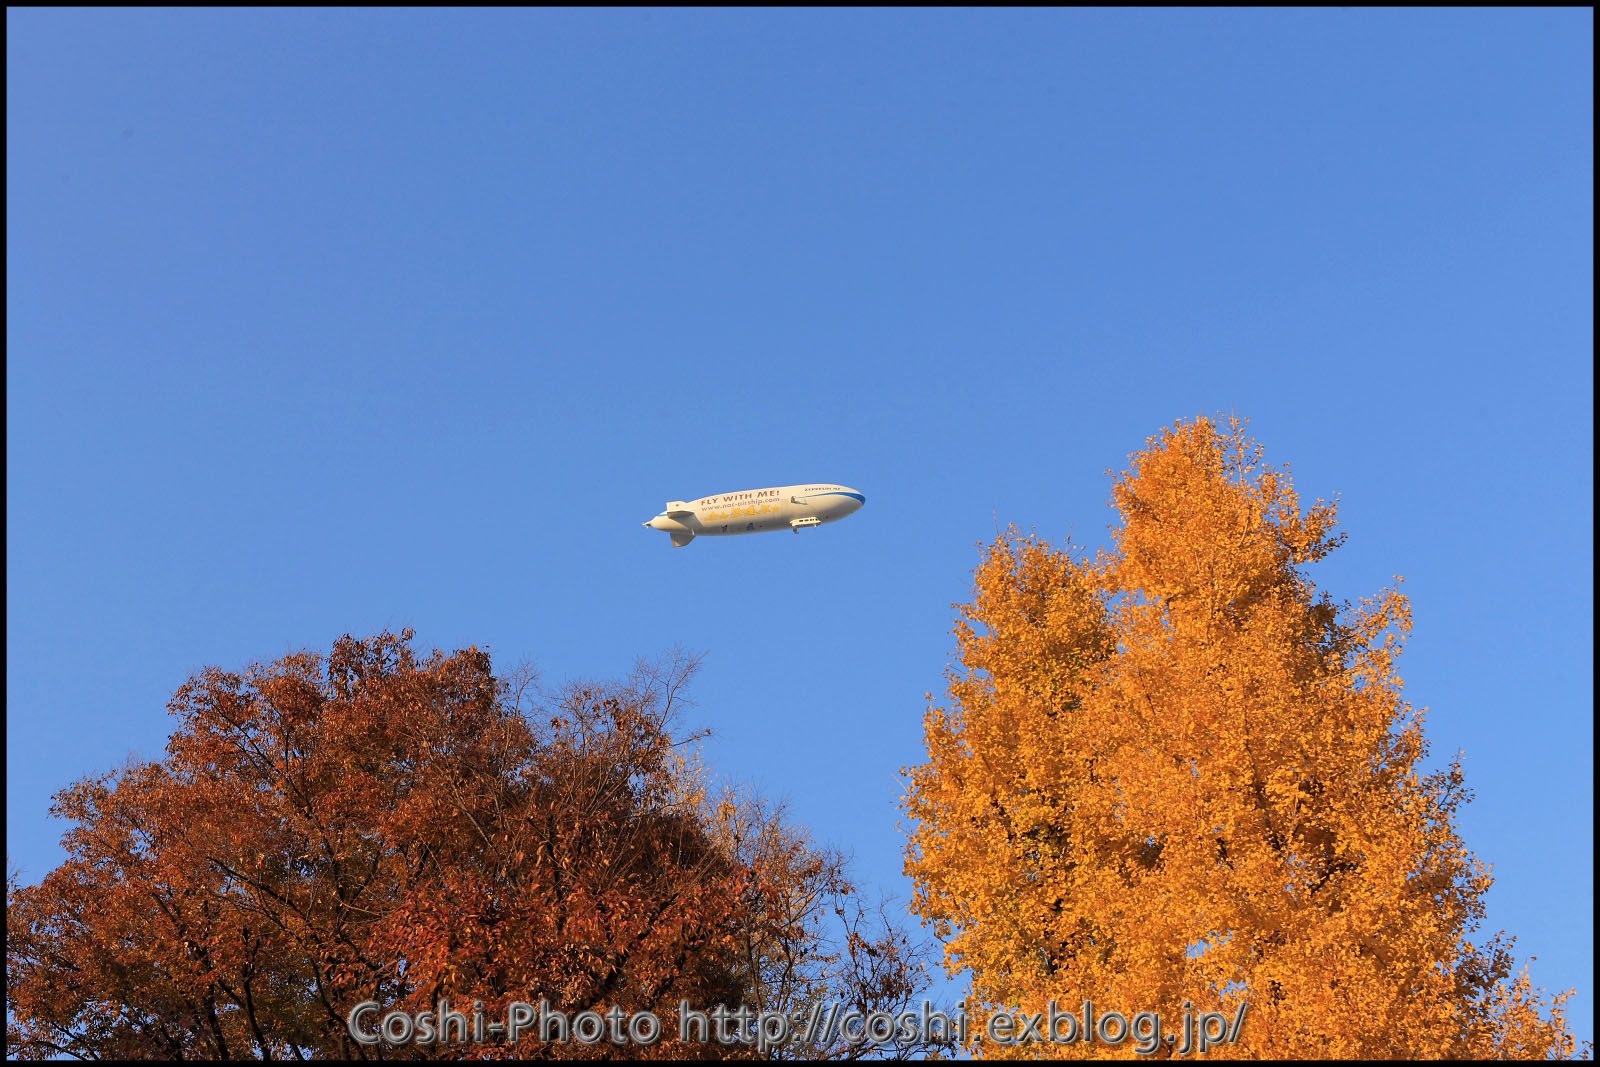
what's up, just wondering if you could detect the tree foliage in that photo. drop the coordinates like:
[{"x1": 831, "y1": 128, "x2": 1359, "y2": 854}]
[
  {"x1": 903, "y1": 415, "x2": 1586, "y2": 1059},
  {"x1": 7, "y1": 633, "x2": 941, "y2": 1060}
]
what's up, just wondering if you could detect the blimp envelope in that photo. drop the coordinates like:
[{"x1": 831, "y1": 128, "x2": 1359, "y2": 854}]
[{"x1": 643, "y1": 483, "x2": 865, "y2": 547}]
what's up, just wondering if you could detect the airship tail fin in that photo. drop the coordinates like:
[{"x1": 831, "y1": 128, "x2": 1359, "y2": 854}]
[{"x1": 670, "y1": 531, "x2": 696, "y2": 548}]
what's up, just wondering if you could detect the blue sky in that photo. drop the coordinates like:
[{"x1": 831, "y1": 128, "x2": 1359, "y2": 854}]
[{"x1": 7, "y1": 8, "x2": 1592, "y2": 1046}]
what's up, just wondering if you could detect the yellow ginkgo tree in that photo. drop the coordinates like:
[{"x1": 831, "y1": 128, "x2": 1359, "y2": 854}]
[{"x1": 904, "y1": 415, "x2": 1585, "y2": 1059}]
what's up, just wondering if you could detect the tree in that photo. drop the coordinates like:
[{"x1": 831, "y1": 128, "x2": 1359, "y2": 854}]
[
  {"x1": 703, "y1": 787, "x2": 956, "y2": 1061},
  {"x1": 903, "y1": 415, "x2": 1586, "y2": 1059},
  {"x1": 8, "y1": 631, "x2": 941, "y2": 1060}
]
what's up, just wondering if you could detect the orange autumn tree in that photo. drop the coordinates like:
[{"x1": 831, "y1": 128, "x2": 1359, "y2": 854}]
[
  {"x1": 7, "y1": 631, "x2": 940, "y2": 1060},
  {"x1": 903, "y1": 415, "x2": 1585, "y2": 1059}
]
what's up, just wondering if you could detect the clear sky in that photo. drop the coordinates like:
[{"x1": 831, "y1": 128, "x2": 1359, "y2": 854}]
[{"x1": 7, "y1": 8, "x2": 1593, "y2": 1046}]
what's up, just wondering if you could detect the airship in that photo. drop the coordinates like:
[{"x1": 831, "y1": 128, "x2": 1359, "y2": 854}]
[{"x1": 643, "y1": 483, "x2": 866, "y2": 547}]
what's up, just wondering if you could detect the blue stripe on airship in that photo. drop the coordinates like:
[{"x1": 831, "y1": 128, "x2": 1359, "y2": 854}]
[{"x1": 800, "y1": 492, "x2": 865, "y2": 503}]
